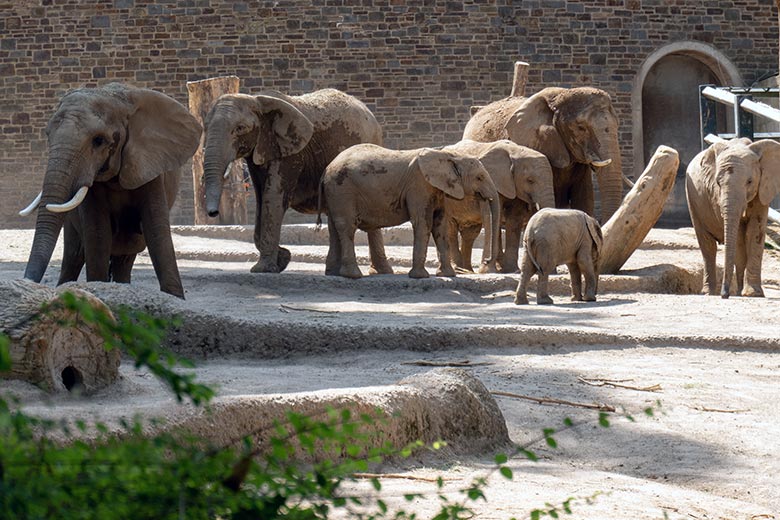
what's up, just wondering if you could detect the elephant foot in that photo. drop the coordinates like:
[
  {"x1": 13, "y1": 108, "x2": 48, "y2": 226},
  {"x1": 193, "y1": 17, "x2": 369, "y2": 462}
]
[
  {"x1": 497, "y1": 260, "x2": 519, "y2": 274},
  {"x1": 514, "y1": 294, "x2": 529, "y2": 305},
  {"x1": 583, "y1": 294, "x2": 597, "y2": 302},
  {"x1": 408, "y1": 267, "x2": 430, "y2": 279},
  {"x1": 742, "y1": 285, "x2": 765, "y2": 297},
  {"x1": 571, "y1": 294, "x2": 583, "y2": 302},
  {"x1": 251, "y1": 248, "x2": 292, "y2": 273},
  {"x1": 340, "y1": 265, "x2": 363, "y2": 279},
  {"x1": 478, "y1": 262, "x2": 497, "y2": 274},
  {"x1": 436, "y1": 266, "x2": 456, "y2": 277},
  {"x1": 368, "y1": 264, "x2": 394, "y2": 275},
  {"x1": 537, "y1": 294, "x2": 554, "y2": 305}
]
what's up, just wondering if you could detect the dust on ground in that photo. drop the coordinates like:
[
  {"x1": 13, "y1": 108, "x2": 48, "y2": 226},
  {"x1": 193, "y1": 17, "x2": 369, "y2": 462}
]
[{"x1": 1, "y1": 224, "x2": 779, "y2": 519}]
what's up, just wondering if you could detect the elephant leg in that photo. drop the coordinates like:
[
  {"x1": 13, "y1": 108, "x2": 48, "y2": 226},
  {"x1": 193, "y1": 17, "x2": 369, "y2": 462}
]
[
  {"x1": 477, "y1": 224, "x2": 499, "y2": 274},
  {"x1": 742, "y1": 210, "x2": 766, "y2": 297},
  {"x1": 432, "y1": 208, "x2": 455, "y2": 277},
  {"x1": 58, "y1": 217, "x2": 84, "y2": 284},
  {"x1": 79, "y1": 197, "x2": 111, "y2": 283},
  {"x1": 514, "y1": 249, "x2": 536, "y2": 305},
  {"x1": 578, "y1": 249, "x2": 598, "y2": 302},
  {"x1": 569, "y1": 166, "x2": 596, "y2": 218},
  {"x1": 325, "y1": 216, "x2": 342, "y2": 276},
  {"x1": 409, "y1": 210, "x2": 433, "y2": 279},
  {"x1": 459, "y1": 224, "x2": 481, "y2": 272},
  {"x1": 333, "y1": 216, "x2": 362, "y2": 279},
  {"x1": 109, "y1": 254, "x2": 136, "y2": 284},
  {"x1": 735, "y1": 222, "x2": 747, "y2": 296},
  {"x1": 568, "y1": 262, "x2": 583, "y2": 301},
  {"x1": 250, "y1": 162, "x2": 290, "y2": 274},
  {"x1": 536, "y1": 271, "x2": 553, "y2": 305},
  {"x1": 367, "y1": 230, "x2": 393, "y2": 275},
  {"x1": 691, "y1": 219, "x2": 719, "y2": 296},
  {"x1": 447, "y1": 219, "x2": 465, "y2": 270},
  {"x1": 139, "y1": 177, "x2": 184, "y2": 298}
]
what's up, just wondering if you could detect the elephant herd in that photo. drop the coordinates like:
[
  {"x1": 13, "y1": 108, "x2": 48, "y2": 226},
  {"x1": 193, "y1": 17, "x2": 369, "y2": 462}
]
[{"x1": 17, "y1": 82, "x2": 780, "y2": 303}]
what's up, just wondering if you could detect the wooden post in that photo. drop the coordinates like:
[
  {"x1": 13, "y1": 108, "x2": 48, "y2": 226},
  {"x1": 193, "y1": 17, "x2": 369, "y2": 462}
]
[
  {"x1": 510, "y1": 61, "x2": 529, "y2": 97},
  {"x1": 186, "y1": 76, "x2": 248, "y2": 225},
  {"x1": 599, "y1": 145, "x2": 680, "y2": 274},
  {"x1": 0, "y1": 280, "x2": 120, "y2": 393}
]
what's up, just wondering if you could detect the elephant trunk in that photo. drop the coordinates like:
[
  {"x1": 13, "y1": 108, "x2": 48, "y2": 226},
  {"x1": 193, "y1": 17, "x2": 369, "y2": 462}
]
[
  {"x1": 203, "y1": 130, "x2": 233, "y2": 218},
  {"x1": 480, "y1": 197, "x2": 501, "y2": 266},
  {"x1": 535, "y1": 176, "x2": 556, "y2": 210},
  {"x1": 594, "y1": 129, "x2": 624, "y2": 223},
  {"x1": 24, "y1": 164, "x2": 75, "y2": 283},
  {"x1": 721, "y1": 202, "x2": 742, "y2": 299}
]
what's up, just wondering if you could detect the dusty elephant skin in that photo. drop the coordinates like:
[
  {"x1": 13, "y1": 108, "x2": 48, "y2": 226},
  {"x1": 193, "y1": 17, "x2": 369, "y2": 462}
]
[
  {"x1": 442, "y1": 139, "x2": 555, "y2": 274},
  {"x1": 202, "y1": 88, "x2": 392, "y2": 275},
  {"x1": 515, "y1": 208, "x2": 603, "y2": 305},
  {"x1": 685, "y1": 138, "x2": 780, "y2": 298},
  {"x1": 322, "y1": 143, "x2": 502, "y2": 279},
  {"x1": 463, "y1": 87, "x2": 623, "y2": 224},
  {"x1": 21, "y1": 83, "x2": 202, "y2": 298}
]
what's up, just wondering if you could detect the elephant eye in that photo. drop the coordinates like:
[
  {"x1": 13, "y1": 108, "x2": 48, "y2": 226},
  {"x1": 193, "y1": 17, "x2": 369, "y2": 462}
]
[
  {"x1": 235, "y1": 124, "x2": 250, "y2": 134},
  {"x1": 92, "y1": 135, "x2": 106, "y2": 148}
]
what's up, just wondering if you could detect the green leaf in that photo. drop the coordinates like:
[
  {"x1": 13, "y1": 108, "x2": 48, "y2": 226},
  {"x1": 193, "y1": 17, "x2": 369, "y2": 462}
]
[
  {"x1": 598, "y1": 412, "x2": 611, "y2": 428},
  {"x1": 0, "y1": 335, "x2": 10, "y2": 371},
  {"x1": 377, "y1": 499, "x2": 387, "y2": 513},
  {"x1": 545, "y1": 436, "x2": 558, "y2": 449},
  {"x1": 530, "y1": 510, "x2": 541, "y2": 520},
  {"x1": 520, "y1": 449, "x2": 539, "y2": 462},
  {"x1": 563, "y1": 417, "x2": 573, "y2": 427},
  {"x1": 494, "y1": 453, "x2": 508, "y2": 464},
  {"x1": 644, "y1": 407, "x2": 655, "y2": 417},
  {"x1": 371, "y1": 477, "x2": 382, "y2": 491},
  {"x1": 499, "y1": 466, "x2": 513, "y2": 480}
]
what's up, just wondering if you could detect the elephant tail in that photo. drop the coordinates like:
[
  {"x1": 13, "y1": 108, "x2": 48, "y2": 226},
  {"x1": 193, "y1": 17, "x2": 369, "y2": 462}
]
[
  {"x1": 316, "y1": 178, "x2": 324, "y2": 231},
  {"x1": 523, "y1": 236, "x2": 544, "y2": 275}
]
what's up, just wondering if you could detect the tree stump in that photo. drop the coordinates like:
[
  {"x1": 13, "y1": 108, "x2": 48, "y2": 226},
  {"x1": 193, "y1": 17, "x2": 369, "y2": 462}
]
[
  {"x1": 599, "y1": 145, "x2": 680, "y2": 274},
  {"x1": 0, "y1": 280, "x2": 120, "y2": 393},
  {"x1": 510, "y1": 61, "x2": 529, "y2": 97},
  {"x1": 186, "y1": 75, "x2": 248, "y2": 225}
]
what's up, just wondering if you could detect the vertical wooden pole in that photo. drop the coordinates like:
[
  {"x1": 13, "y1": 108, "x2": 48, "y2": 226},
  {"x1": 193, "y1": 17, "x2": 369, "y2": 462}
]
[
  {"x1": 186, "y1": 76, "x2": 248, "y2": 225},
  {"x1": 510, "y1": 61, "x2": 529, "y2": 97}
]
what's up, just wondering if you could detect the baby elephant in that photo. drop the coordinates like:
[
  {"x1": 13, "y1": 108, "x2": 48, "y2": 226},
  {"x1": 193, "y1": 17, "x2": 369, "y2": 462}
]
[
  {"x1": 514, "y1": 208, "x2": 603, "y2": 305},
  {"x1": 323, "y1": 143, "x2": 501, "y2": 278}
]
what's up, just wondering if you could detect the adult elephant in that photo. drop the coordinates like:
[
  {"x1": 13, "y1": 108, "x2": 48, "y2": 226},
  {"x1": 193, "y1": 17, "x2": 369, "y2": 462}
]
[
  {"x1": 21, "y1": 83, "x2": 202, "y2": 298},
  {"x1": 202, "y1": 88, "x2": 390, "y2": 274},
  {"x1": 686, "y1": 138, "x2": 780, "y2": 298},
  {"x1": 463, "y1": 87, "x2": 624, "y2": 223}
]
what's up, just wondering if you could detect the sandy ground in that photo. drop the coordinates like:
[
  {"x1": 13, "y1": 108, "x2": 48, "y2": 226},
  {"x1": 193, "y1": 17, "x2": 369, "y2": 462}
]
[{"x1": 1, "y1": 224, "x2": 780, "y2": 519}]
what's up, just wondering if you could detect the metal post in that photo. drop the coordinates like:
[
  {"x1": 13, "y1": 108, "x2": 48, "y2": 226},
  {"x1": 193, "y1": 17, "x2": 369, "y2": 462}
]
[
  {"x1": 699, "y1": 84, "x2": 718, "y2": 149},
  {"x1": 735, "y1": 94, "x2": 754, "y2": 140}
]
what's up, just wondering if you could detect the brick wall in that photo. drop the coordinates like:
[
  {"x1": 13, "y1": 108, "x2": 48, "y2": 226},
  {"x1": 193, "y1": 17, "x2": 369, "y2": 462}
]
[{"x1": 1, "y1": 0, "x2": 777, "y2": 228}]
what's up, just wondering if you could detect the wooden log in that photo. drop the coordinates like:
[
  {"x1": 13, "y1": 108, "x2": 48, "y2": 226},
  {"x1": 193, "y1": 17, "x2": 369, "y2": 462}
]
[
  {"x1": 0, "y1": 280, "x2": 120, "y2": 393},
  {"x1": 599, "y1": 145, "x2": 680, "y2": 274},
  {"x1": 510, "y1": 61, "x2": 529, "y2": 97},
  {"x1": 186, "y1": 75, "x2": 248, "y2": 225}
]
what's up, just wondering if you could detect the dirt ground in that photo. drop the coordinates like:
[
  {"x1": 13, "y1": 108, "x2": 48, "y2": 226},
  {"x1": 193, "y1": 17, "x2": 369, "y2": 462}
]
[{"x1": 1, "y1": 224, "x2": 779, "y2": 519}]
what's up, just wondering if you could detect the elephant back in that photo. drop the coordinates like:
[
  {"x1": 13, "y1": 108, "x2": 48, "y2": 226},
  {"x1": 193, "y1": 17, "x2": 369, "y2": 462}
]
[
  {"x1": 463, "y1": 96, "x2": 526, "y2": 142},
  {"x1": 293, "y1": 88, "x2": 383, "y2": 147}
]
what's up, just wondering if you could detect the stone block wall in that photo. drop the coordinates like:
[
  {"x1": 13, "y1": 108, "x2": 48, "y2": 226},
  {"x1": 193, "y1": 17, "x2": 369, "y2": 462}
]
[{"x1": 1, "y1": 0, "x2": 777, "y2": 228}]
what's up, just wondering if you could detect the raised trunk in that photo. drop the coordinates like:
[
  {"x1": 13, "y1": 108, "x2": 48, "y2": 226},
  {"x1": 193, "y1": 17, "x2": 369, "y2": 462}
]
[
  {"x1": 721, "y1": 205, "x2": 741, "y2": 299},
  {"x1": 594, "y1": 129, "x2": 624, "y2": 223},
  {"x1": 480, "y1": 198, "x2": 501, "y2": 266}
]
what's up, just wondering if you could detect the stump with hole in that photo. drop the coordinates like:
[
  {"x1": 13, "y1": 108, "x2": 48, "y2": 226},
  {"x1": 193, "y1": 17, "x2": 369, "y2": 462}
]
[{"x1": 0, "y1": 280, "x2": 120, "y2": 393}]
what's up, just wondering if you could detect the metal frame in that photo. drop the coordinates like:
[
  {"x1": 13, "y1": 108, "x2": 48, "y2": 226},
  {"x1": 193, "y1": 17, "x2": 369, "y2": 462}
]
[{"x1": 699, "y1": 84, "x2": 780, "y2": 147}]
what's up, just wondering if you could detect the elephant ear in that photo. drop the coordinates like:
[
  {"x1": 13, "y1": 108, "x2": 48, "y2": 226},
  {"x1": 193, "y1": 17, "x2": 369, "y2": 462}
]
[
  {"x1": 749, "y1": 139, "x2": 780, "y2": 206},
  {"x1": 120, "y1": 88, "x2": 203, "y2": 190},
  {"x1": 413, "y1": 149, "x2": 465, "y2": 200},
  {"x1": 253, "y1": 95, "x2": 314, "y2": 164},
  {"x1": 504, "y1": 90, "x2": 572, "y2": 170},
  {"x1": 478, "y1": 143, "x2": 517, "y2": 199},
  {"x1": 585, "y1": 215, "x2": 603, "y2": 253}
]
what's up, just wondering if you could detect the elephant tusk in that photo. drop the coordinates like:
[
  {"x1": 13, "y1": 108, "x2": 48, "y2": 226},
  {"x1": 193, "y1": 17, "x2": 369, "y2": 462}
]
[
  {"x1": 223, "y1": 161, "x2": 233, "y2": 179},
  {"x1": 591, "y1": 158, "x2": 612, "y2": 168},
  {"x1": 622, "y1": 174, "x2": 635, "y2": 188},
  {"x1": 19, "y1": 191, "x2": 43, "y2": 216},
  {"x1": 46, "y1": 186, "x2": 89, "y2": 213}
]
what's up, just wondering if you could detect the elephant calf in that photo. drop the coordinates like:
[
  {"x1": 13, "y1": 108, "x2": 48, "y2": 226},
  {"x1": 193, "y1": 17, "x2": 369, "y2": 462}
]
[
  {"x1": 322, "y1": 143, "x2": 501, "y2": 279},
  {"x1": 514, "y1": 208, "x2": 603, "y2": 305}
]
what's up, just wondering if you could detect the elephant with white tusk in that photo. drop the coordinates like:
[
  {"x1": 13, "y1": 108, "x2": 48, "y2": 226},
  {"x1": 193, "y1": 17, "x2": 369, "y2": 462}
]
[
  {"x1": 21, "y1": 83, "x2": 202, "y2": 298},
  {"x1": 322, "y1": 144, "x2": 502, "y2": 279},
  {"x1": 686, "y1": 138, "x2": 780, "y2": 298}
]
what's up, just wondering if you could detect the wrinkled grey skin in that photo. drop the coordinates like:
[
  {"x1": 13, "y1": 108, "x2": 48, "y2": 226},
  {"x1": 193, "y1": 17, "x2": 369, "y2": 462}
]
[
  {"x1": 514, "y1": 208, "x2": 603, "y2": 305},
  {"x1": 23, "y1": 83, "x2": 202, "y2": 298},
  {"x1": 323, "y1": 143, "x2": 501, "y2": 279},
  {"x1": 463, "y1": 87, "x2": 623, "y2": 224},
  {"x1": 443, "y1": 140, "x2": 556, "y2": 273},
  {"x1": 202, "y1": 88, "x2": 390, "y2": 274},
  {"x1": 685, "y1": 138, "x2": 780, "y2": 298}
]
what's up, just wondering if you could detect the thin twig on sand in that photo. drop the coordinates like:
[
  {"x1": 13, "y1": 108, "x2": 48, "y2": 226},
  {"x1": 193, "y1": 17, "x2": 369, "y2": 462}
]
[
  {"x1": 578, "y1": 376, "x2": 662, "y2": 393},
  {"x1": 279, "y1": 304, "x2": 338, "y2": 314},
  {"x1": 352, "y1": 473, "x2": 456, "y2": 483},
  {"x1": 491, "y1": 390, "x2": 616, "y2": 412},
  {"x1": 693, "y1": 406, "x2": 750, "y2": 414},
  {"x1": 401, "y1": 359, "x2": 494, "y2": 367}
]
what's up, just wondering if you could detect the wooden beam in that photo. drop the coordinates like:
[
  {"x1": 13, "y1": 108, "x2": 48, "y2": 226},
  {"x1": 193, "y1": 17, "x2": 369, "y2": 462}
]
[{"x1": 510, "y1": 61, "x2": 529, "y2": 97}]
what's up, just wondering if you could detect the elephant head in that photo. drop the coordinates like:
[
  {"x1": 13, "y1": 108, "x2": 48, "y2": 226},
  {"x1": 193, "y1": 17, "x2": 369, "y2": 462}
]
[
  {"x1": 202, "y1": 92, "x2": 315, "y2": 217},
  {"x1": 414, "y1": 149, "x2": 502, "y2": 267},
  {"x1": 476, "y1": 140, "x2": 556, "y2": 210},
  {"x1": 699, "y1": 138, "x2": 780, "y2": 298},
  {"x1": 23, "y1": 83, "x2": 202, "y2": 284},
  {"x1": 504, "y1": 87, "x2": 623, "y2": 221}
]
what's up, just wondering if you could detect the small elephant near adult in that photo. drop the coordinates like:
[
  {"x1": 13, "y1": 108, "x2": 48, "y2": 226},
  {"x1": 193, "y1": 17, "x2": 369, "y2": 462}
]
[
  {"x1": 463, "y1": 86, "x2": 624, "y2": 224},
  {"x1": 201, "y1": 88, "x2": 391, "y2": 276},
  {"x1": 322, "y1": 144, "x2": 501, "y2": 279},
  {"x1": 686, "y1": 138, "x2": 780, "y2": 298},
  {"x1": 21, "y1": 83, "x2": 202, "y2": 298},
  {"x1": 442, "y1": 139, "x2": 555, "y2": 273},
  {"x1": 514, "y1": 208, "x2": 603, "y2": 305}
]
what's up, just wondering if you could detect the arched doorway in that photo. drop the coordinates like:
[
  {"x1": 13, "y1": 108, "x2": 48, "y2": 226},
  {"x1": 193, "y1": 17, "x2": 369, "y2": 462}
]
[{"x1": 632, "y1": 43, "x2": 742, "y2": 227}]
